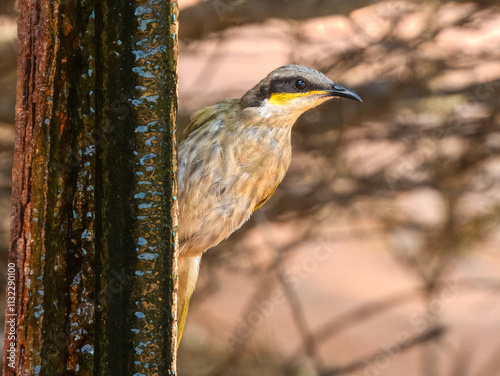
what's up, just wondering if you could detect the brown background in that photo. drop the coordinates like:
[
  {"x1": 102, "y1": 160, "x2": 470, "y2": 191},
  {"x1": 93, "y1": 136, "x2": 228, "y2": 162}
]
[{"x1": 1, "y1": 1, "x2": 499, "y2": 375}]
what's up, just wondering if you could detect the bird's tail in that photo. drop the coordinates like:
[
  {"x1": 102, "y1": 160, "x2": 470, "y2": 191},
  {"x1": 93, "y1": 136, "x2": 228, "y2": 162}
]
[
  {"x1": 177, "y1": 295, "x2": 191, "y2": 347},
  {"x1": 177, "y1": 254, "x2": 201, "y2": 346}
]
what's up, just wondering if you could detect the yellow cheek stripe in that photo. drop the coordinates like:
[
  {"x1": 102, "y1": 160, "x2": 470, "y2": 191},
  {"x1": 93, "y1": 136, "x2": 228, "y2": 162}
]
[{"x1": 268, "y1": 91, "x2": 330, "y2": 106}]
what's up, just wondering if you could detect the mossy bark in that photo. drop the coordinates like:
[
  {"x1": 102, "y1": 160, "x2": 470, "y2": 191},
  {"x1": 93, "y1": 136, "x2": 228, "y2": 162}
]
[{"x1": 3, "y1": 1, "x2": 178, "y2": 375}]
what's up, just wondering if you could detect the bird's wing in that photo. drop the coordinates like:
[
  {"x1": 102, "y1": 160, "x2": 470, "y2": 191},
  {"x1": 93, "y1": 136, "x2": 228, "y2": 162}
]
[
  {"x1": 180, "y1": 106, "x2": 217, "y2": 142},
  {"x1": 180, "y1": 99, "x2": 238, "y2": 142},
  {"x1": 253, "y1": 182, "x2": 280, "y2": 212}
]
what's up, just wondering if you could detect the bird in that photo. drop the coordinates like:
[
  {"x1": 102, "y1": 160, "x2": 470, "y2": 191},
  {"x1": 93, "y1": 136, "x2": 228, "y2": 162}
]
[{"x1": 176, "y1": 64, "x2": 362, "y2": 345}]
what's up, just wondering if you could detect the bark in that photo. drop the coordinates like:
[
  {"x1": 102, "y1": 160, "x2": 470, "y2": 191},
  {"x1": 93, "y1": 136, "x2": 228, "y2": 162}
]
[{"x1": 3, "y1": 0, "x2": 178, "y2": 375}]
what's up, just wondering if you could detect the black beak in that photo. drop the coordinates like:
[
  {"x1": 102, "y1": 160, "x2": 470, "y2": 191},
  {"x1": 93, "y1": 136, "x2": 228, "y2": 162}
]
[{"x1": 328, "y1": 83, "x2": 363, "y2": 102}]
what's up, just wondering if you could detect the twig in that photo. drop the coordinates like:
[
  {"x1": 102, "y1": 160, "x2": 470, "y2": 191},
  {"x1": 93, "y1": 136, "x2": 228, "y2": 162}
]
[
  {"x1": 287, "y1": 289, "x2": 418, "y2": 361},
  {"x1": 276, "y1": 265, "x2": 319, "y2": 364},
  {"x1": 319, "y1": 326, "x2": 446, "y2": 376},
  {"x1": 255, "y1": 210, "x2": 322, "y2": 369},
  {"x1": 207, "y1": 274, "x2": 277, "y2": 376}
]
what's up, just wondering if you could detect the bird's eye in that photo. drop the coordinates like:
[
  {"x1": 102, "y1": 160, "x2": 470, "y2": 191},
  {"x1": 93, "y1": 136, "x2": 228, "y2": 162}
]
[{"x1": 295, "y1": 79, "x2": 307, "y2": 90}]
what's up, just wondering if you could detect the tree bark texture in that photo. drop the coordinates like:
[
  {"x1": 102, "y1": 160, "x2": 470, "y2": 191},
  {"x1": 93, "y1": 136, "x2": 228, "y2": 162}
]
[{"x1": 3, "y1": 0, "x2": 179, "y2": 375}]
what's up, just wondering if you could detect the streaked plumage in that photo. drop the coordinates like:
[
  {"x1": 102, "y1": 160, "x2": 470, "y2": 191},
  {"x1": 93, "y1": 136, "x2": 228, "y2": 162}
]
[{"x1": 176, "y1": 65, "x2": 362, "y2": 344}]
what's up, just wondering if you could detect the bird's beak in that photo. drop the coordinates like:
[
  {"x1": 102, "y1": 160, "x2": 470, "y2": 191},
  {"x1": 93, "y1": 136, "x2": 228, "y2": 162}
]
[{"x1": 327, "y1": 83, "x2": 363, "y2": 102}]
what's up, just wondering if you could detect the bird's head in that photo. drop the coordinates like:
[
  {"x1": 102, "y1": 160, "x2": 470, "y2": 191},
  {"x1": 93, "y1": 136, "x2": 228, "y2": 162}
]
[{"x1": 240, "y1": 65, "x2": 362, "y2": 123}]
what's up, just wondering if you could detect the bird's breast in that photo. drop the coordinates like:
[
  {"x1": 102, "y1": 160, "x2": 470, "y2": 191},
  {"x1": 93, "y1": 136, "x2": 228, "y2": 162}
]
[{"x1": 178, "y1": 122, "x2": 291, "y2": 257}]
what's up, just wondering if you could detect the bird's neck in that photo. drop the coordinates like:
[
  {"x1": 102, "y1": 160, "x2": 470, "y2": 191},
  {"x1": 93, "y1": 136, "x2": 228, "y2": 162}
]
[
  {"x1": 241, "y1": 101, "x2": 304, "y2": 130},
  {"x1": 237, "y1": 114, "x2": 293, "y2": 151}
]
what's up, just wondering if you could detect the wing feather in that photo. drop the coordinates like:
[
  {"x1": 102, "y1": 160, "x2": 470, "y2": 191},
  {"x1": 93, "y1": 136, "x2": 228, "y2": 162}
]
[
  {"x1": 253, "y1": 182, "x2": 280, "y2": 212},
  {"x1": 180, "y1": 99, "x2": 238, "y2": 142}
]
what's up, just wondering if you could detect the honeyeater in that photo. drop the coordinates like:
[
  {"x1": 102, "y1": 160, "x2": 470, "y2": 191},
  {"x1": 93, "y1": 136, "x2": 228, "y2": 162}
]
[{"x1": 176, "y1": 64, "x2": 362, "y2": 345}]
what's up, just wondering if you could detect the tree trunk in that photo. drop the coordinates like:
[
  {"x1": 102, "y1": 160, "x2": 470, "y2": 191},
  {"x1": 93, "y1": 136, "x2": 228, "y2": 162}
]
[{"x1": 3, "y1": 1, "x2": 179, "y2": 374}]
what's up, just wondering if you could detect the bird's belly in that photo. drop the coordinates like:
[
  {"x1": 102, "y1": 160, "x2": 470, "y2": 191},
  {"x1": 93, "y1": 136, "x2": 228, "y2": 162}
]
[{"x1": 178, "y1": 137, "x2": 289, "y2": 257}]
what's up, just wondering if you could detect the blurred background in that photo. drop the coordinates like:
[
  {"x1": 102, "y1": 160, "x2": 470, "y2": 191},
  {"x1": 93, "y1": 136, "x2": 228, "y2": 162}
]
[{"x1": 1, "y1": 0, "x2": 500, "y2": 375}]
